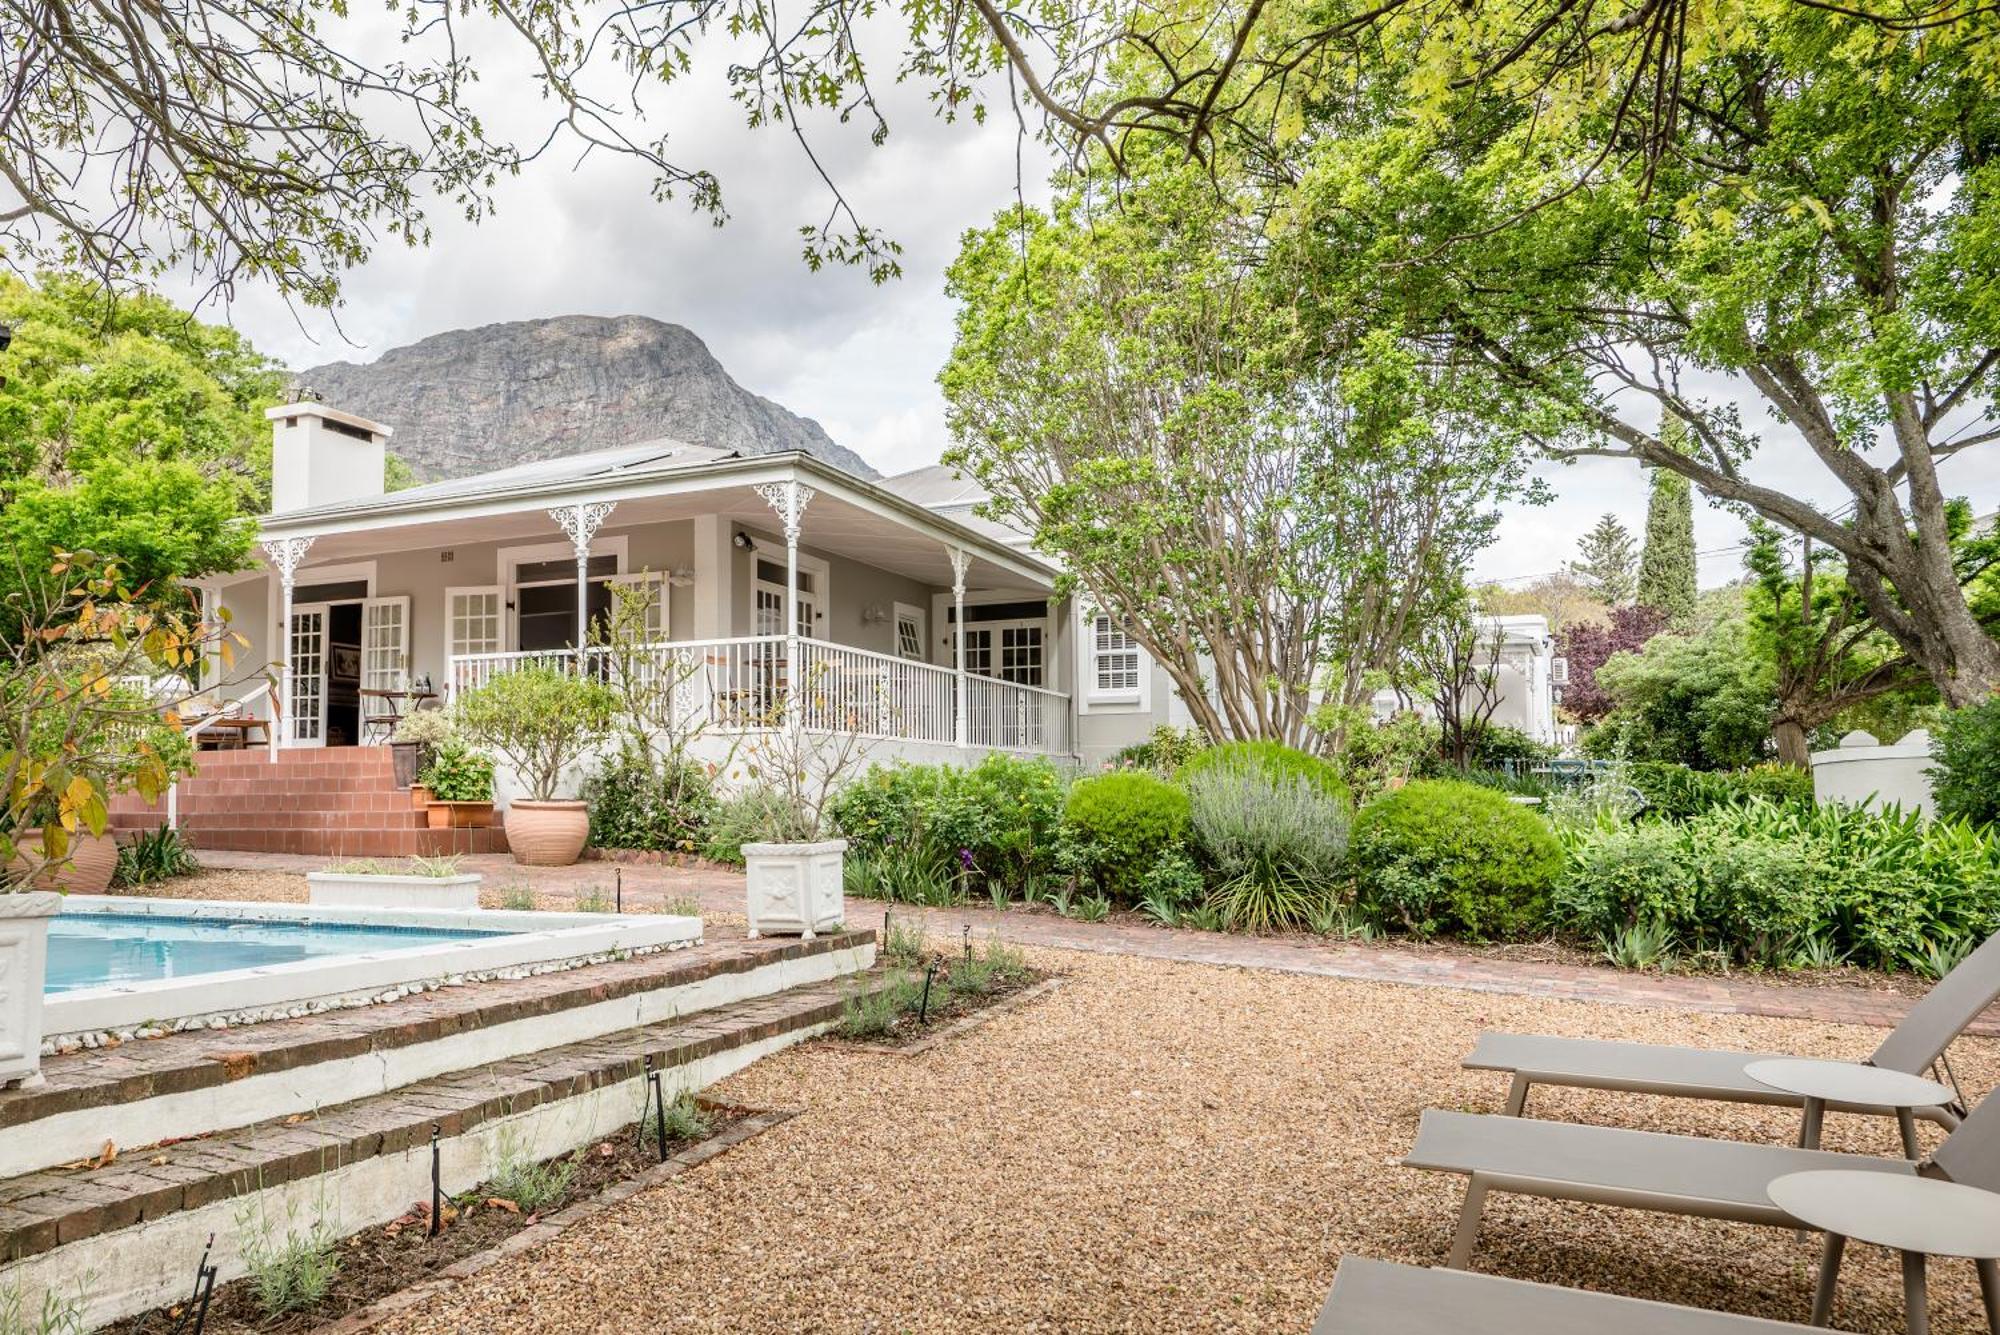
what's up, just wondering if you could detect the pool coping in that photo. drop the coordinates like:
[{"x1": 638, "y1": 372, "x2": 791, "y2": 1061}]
[{"x1": 45, "y1": 897, "x2": 703, "y2": 1041}]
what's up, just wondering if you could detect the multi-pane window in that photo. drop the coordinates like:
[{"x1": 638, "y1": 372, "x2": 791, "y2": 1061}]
[
  {"x1": 449, "y1": 589, "x2": 502, "y2": 659},
  {"x1": 896, "y1": 611, "x2": 924, "y2": 661},
  {"x1": 1000, "y1": 626, "x2": 1044, "y2": 686},
  {"x1": 1092, "y1": 614, "x2": 1140, "y2": 695}
]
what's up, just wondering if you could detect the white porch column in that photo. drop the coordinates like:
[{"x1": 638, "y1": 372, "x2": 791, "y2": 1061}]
[
  {"x1": 261, "y1": 535, "x2": 315, "y2": 757},
  {"x1": 756, "y1": 480, "x2": 815, "y2": 734},
  {"x1": 549, "y1": 501, "x2": 616, "y2": 668},
  {"x1": 949, "y1": 546, "x2": 970, "y2": 749}
]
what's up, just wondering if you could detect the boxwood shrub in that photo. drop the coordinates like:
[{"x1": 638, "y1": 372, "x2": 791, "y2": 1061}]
[
  {"x1": 1349, "y1": 779, "x2": 1563, "y2": 938},
  {"x1": 1061, "y1": 770, "x2": 1192, "y2": 900}
]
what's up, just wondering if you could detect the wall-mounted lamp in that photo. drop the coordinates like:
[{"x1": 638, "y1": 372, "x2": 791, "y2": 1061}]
[
  {"x1": 668, "y1": 566, "x2": 696, "y2": 587},
  {"x1": 731, "y1": 531, "x2": 754, "y2": 551},
  {"x1": 861, "y1": 603, "x2": 891, "y2": 625}
]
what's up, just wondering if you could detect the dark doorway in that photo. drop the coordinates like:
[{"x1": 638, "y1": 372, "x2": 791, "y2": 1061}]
[{"x1": 325, "y1": 602, "x2": 362, "y2": 747}]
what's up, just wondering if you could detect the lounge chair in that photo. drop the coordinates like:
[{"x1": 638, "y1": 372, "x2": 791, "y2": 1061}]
[
  {"x1": 1404, "y1": 1056, "x2": 2000, "y2": 1272},
  {"x1": 1463, "y1": 927, "x2": 2000, "y2": 1138},
  {"x1": 1314, "y1": 1257, "x2": 1850, "y2": 1333}
]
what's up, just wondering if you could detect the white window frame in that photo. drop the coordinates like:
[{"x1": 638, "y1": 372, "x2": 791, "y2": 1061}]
[
  {"x1": 446, "y1": 585, "x2": 506, "y2": 661},
  {"x1": 892, "y1": 601, "x2": 926, "y2": 661},
  {"x1": 497, "y1": 535, "x2": 629, "y2": 651},
  {"x1": 610, "y1": 571, "x2": 670, "y2": 642},
  {"x1": 747, "y1": 536, "x2": 830, "y2": 638},
  {"x1": 1080, "y1": 606, "x2": 1150, "y2": 711}
]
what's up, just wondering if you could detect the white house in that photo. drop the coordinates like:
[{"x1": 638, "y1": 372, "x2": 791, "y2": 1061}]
[{"x1": 160, "y1": 402, "x2": 1559, "y2": 853}]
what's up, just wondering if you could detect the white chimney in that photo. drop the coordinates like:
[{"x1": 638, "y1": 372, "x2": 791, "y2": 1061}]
[{"x1": 266, "y1": 401, "x2": 392, "y2": 513}]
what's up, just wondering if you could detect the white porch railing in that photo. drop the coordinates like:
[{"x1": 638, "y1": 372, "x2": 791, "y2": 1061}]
[{"x1": 445, "y1": 636, "x2": 1072, "y2": 756}]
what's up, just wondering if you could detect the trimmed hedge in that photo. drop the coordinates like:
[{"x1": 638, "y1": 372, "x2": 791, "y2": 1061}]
[
  {"x1": 1061, "y1": 770, "x2": 1192, "y2": 899},
  {"x1": 1349, "y1": 780, "x2": 1564, "y2": 938}
]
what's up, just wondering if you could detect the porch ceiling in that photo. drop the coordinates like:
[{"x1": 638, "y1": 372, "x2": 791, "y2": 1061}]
[{"x1": 275, "y1": 482, "x2": 1050, "y2": 596}]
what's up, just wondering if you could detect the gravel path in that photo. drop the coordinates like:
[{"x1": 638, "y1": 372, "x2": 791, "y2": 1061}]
[{"x1": 353, "y1": 944, "x2": 2000, "y2": 1334}]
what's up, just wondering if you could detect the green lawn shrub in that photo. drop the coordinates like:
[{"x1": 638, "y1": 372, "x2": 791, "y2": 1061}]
[
  {"x1": 1554, "y1": 800, "x2": 2000, "y2": 969},
  {"x1": 1932, "y1": 698, "x2": 2000, "y2": 830},
  {"x1": 830, "y1": 754, "x2": 1067, "y2": 902},
  {"x1": 1349, "y1": 779, "x2": 1563, "y2": 938},
  {"x1": 1060, "y1": 770, "x2": 1191, "y2": 900},
  {"x1": 585, "y1": 744, "x2": 716, "y2": 853}
]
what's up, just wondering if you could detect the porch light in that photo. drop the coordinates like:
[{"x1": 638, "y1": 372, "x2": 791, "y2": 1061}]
[
  {"x1": 732, "y1": 531, "x2": 754, "y2": 551},
  {"x1": 668, "y1": 566, "x2": 696, "y2": 587},
  {"x1": 861, "y1": 602, "x2": 890, "y2": 625}
]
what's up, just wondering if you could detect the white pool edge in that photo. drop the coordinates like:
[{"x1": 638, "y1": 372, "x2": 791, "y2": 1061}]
[{"x1": 45, "y1": 896, "x2": 704, "y2": 1042}]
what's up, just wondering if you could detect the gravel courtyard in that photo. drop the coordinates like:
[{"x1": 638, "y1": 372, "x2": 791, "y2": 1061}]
[{"x1": 352, "y1": 942, "x2": 1999, "y2": 1334}]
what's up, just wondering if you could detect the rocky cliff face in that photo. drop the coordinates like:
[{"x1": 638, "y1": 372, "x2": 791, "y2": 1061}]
[{"x1": 296, "y1": 314, "x2": 876, "y2": 481}]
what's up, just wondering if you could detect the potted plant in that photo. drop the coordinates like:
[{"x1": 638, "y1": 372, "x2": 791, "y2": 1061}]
[
  {"x1": 392, "y1": 708, "x2": 455, "y2": 800},
  {"x1": 419, "y1": 742, "x2": 496, "y2": 828},
  {"x1": 455, "y1": 666, "x2": 616, "y2": 866},
  {"x1": 308, "y1": 855, "x2": 483, "y2": 910},
  {"x1": 731, "y1": 684, "x2": 867, "y2": 938}
]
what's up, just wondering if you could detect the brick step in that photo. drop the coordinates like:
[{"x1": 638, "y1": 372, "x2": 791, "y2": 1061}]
[
  {"x1": 168, "y1": 826, "x2": 511, "y2": 856},
  {"x1": 0, "y1": 969, "x2": 871, "y2": 1269}
]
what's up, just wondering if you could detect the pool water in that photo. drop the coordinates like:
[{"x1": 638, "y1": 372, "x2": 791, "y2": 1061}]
[{"x1": 45, "y1": 914, "x2": 510, "y2": 994}]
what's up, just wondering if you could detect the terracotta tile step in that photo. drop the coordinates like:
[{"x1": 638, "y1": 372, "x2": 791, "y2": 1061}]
[
  {"x1": 0, "y1": 971, "x2": 870, "y2": 1261},
  {"x1": 161, "y1": 826, "x2": 509, "y2": 856}
]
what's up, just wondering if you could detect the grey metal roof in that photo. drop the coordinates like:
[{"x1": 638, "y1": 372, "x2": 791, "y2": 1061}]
[{"x1": 264, "y1": 437, "x2": 735, "y2": 521}]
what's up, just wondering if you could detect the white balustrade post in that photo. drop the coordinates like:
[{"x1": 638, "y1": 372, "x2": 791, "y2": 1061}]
[
  {"x1": 549, "y1": 501, "x2": 616, "y2": 672},
  {"x1": 756, "y1": 480, "x2": 814, "y2": 736},
  {"x1": 949, "y1": 546, "x2": 970, "y2": 750},
  {"x1": 261, "y1": 535, "x2": 314, "y2": 756}
]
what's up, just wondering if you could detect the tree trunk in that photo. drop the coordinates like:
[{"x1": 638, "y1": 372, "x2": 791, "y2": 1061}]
[{"x1": 1771, "y1": 717, "x2": 1812, "y2": 769}]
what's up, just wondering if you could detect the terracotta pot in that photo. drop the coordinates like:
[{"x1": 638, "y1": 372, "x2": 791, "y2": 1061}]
[
  {"x1": 504, "y1": 799, "x2": 591, "y2": 867},
  {"x1": 425, "y1": 800, "x2": 492, "y2": 830},
  {"x1": 17, "y1": 829, "x2": 120, "y2": 894}
]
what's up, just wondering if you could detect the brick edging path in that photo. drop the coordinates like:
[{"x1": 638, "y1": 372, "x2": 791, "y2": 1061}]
[{"x1": 199, "y1": 851, "x2": 1980, "y2": 1038}]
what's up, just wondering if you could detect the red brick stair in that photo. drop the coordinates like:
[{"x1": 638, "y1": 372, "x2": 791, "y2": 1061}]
[{"x1": 109, "y1": 747, "x2": 509, "y2": 857}]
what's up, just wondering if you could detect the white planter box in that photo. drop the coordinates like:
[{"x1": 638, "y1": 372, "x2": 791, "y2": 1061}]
[
  {"x1": 0, "y1": 893, "x2": 61, "y2": 1088},
  {"x1": 742, "y1": 839, "x2": 846, "y2": 940},
  {"x1": 307, "y1": 872, "x2": 483, "y2": 911}
]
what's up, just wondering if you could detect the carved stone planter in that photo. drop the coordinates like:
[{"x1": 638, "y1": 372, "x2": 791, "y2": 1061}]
[
  {"x1": 307, "y1": 871, "x2": 482, "y2": 911},
  {"x1": 0, "y1": 893, "x2": 62, "y2": 1088},
  {"x1": 742, "y1": 838, "x2": 846, "y2": 940}
]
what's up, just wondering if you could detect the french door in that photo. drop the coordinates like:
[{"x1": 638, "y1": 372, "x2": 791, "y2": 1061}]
[{"x1": 286, "y1": 603, "x2": 331, "y2": 746}]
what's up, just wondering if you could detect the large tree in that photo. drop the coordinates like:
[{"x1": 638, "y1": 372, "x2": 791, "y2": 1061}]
[
  {"x1": 1569, "y1": 514, "x2": 1636, "y2": 607},
  {"x1": 1636, "y1": 422, "x2": 1698, "y2": 624},
  {"x1": 0, "y1": 273, "x2": 273, "y2": 628},
  {"x1": 938, "y1": 0, "x2": 2000, "y2": 706},
  {"x1": 940, "y1": 161, "x2": 1531, "y2": 748}
]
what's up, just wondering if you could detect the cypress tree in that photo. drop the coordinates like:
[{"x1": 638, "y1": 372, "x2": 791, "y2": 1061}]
[{"x1": 1637, "y1": 420, "x2": 1698, "y2": 622}]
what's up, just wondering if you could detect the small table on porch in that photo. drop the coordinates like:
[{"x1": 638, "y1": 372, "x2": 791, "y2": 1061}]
[{"x1": 359, "y1": 688, "x2": 438, "y2": 745}]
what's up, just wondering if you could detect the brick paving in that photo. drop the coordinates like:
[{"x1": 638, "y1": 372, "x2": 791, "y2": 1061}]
[
  {"x1": 200, "y1": 850, "x2": 1990, "y2": 1036},
  {"x1": 0, "y1": 974, "x2": 866, "y2": 1261}
]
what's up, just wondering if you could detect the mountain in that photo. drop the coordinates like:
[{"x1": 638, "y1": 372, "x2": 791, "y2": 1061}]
[{"x1": 295, "y1": 314, "x2": 877, "y2": 481}]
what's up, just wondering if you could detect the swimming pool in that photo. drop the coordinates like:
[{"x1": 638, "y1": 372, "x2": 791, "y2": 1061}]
[
  {"x1": 41, "y1": 896, "x2": 705, "y2": 1046},
  {"x1": 45, "y1": 914, "x2": 511, "y2": 994}
]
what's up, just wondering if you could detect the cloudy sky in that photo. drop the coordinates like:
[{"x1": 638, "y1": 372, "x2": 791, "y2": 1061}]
[{"x1": 200, "y1": 16, "x2": 1998, "y2": 592}]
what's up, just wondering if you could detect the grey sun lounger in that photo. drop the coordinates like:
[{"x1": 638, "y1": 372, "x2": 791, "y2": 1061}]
[
  {"x1": 1313, "y1": 1257, "x2": 1852, "y2": 1333},
  {"x1": 1404, "y1": 1054, "x2": 2000, "y2": 1270},
  {"x1": 1465, "y1": 926, "x2": 2000, "y2": 1134}
]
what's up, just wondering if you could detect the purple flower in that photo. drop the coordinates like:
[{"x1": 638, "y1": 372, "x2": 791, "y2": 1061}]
[{"x1": 958, "y1": 847, "x2": 976, "y2": 870}]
